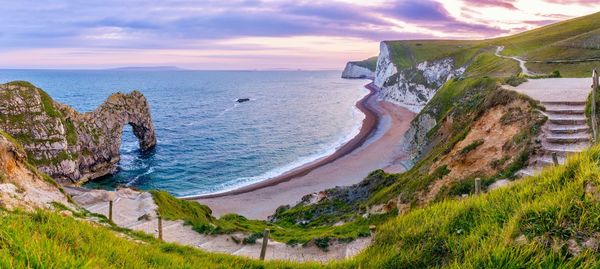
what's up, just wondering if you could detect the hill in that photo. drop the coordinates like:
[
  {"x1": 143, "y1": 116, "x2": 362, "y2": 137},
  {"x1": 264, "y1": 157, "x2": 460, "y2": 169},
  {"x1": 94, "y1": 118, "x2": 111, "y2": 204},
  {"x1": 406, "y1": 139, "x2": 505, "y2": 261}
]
[{"x1": 1, "y1": 9, "x2": 600, "y2": 269}]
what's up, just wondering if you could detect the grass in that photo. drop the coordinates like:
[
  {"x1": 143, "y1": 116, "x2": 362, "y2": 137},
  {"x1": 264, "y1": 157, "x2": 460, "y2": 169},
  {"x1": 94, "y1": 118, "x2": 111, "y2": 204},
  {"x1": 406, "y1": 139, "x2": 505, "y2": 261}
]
[
  {"x1": 4, "y1": 145, "x2": 600, "y2": 268},
  {"x1": 352, "y1": 144, "x2": 600, "y2": 268},
  {"x1": 381, "y1": 12, "x2": 600, "y2": 78},
  {"x1": 0, "y1": 209, "x2": 318, "y2": 269},
  {"x1": 349, "y1": 56, "x2": 378, "y2": 71},
  {"x1": 384, "y1": 40, "x2": 480, "y2": 69},
  {"x1": 151, "y1": 191, "x2": 380, "y2": 249},
  {"x1": 459, "y1": 139, "x2": 484, "y2": 155}
]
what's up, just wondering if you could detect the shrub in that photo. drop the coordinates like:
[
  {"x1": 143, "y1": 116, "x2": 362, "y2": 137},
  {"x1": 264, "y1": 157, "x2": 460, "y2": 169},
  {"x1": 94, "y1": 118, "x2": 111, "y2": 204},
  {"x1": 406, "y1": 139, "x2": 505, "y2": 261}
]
[{"x1": 460, "y1": 139, "x2": 484, "y2": 155}]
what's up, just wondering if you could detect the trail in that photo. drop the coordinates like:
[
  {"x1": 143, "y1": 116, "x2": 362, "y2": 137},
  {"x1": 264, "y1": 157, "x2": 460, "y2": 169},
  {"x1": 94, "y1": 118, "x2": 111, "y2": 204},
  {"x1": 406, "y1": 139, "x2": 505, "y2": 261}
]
[
  {"x1": 64, "y1": 187, "x2": 371, "y2": 262},
  {"x1": 495, "y1": 46, "x2": 535, "y2": 76}
]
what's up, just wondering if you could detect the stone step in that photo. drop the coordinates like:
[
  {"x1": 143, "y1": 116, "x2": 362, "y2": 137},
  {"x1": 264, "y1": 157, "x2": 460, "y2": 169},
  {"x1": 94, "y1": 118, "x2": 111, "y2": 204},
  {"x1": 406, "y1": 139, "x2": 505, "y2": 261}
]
[
  {"x1": 517, "y1": 167, "x2": 541, "y2": 177},
  {"x1": 532, "y1": 155, "x2": 566, "y2": 166},
  {"x1": 546, "y1": 105, "x2": 585, "y2": 115},
  {"x1": 547, "y1": 124, "x2": 589, "y2": 134},
  {"x1": 545, "y1": 134, "x2": 590, "y2": 143},
  {"x1": 542, "y1": 141, "x2": 590, "y2": 153},
  {"x1": 548, "y1": 115, "x2": 587, "y2": 125},
  {"x1": 542, "y1": 101, "x2": 587, "y2": 106}
]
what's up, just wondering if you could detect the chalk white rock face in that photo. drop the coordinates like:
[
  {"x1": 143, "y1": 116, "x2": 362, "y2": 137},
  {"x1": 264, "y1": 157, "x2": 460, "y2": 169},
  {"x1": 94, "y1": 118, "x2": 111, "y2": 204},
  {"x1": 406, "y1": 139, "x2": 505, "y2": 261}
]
[
  {"x1": 400, "y1": 113, "x2": 437, "y2": 166},
  {"x1": 374, "y1": 42, "x2": 397, "y2": 88},
  {"x1": 341, "y1": 63, "x2": 374, "y2": 79},
  {"x1": 376, "y1": 55, "x2": 464, "y2": 113},
  {"x1": 417, "y1": 59, "x2": 457, "y2": 85}
]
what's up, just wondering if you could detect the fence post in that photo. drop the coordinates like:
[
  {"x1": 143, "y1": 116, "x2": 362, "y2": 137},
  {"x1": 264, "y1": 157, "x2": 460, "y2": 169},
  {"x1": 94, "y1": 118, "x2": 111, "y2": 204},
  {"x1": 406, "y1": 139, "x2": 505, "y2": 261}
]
[
  {"x1": 108, "y1": 200, "x2": 113, "y2": 222},
  {"x1": 259, "y1": 229, "x2": 270, "y2": 260},
  {"x1": 552, "y1": 152, "x2": 559, "y2": 166},
  {"x1": 474, "y1": 178, "x2": 481, "y2": 195},
  {"x1": 158, "y1": 214, "x2": 163, "y2": 241},
  {"x1": 592, "y1": 69, "x2": 598, "y2": 143}
]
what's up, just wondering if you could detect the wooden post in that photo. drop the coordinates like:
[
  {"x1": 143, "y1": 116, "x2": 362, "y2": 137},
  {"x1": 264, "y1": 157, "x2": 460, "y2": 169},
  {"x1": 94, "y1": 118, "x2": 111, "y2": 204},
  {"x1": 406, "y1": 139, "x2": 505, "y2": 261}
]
[
  {"x1": 108, "y1": 200, "x2": 113, "y2": 222},
  {"x1": 157, "y1": 215, "x2": 163, "y2": 241},
  {"x1": 592, "y1": 69, "x2": 599, "y2": 143},
  {"x1": 474, "y1": 178, "x2": 481, "y2": 195},
  {"x1": 552, "y1": 152, "x2": 559, "y2": 166},
  {"x1": 259, "y1": 229, "x2": 270, "y2": 260}
]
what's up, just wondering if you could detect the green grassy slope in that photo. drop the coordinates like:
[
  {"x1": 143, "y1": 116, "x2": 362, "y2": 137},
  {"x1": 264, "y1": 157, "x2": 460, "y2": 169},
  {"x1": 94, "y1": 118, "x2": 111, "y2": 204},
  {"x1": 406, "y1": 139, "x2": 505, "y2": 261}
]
[
  {"x1": 348, "y1": 56, "x2": 378, "y2": 71},
  {"x1": 3, "y1": 10, "x2": 600, "y2": 269},
  {"x1": 353, "y1": 144, "x2": 600, "y2": 268},
  {"x1": 151, "y1": 191, "x2": 378, "y2": 248},
  {"x1": 0, "y1": 209, "x2": 321, "y2": 269},
  {"x1": 384, "y1": 40, "x2": 480, "y2": 69},
  {"x1": 5, "y1": 144, "x2": 600, "y2": 268},
  {"x1": 493, "y1": 12, "x2": 600, "y2": 60},
  {"x1": 382, "y1": 11, "x2": 600, "y2": 78}
]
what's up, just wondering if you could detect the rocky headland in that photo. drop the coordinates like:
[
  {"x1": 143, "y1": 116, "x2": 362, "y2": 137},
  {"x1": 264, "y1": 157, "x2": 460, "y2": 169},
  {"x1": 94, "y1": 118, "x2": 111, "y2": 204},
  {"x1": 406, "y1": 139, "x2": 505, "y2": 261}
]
[{"x1": 0, "y1": 81, "x2": 156, "y2": 184}]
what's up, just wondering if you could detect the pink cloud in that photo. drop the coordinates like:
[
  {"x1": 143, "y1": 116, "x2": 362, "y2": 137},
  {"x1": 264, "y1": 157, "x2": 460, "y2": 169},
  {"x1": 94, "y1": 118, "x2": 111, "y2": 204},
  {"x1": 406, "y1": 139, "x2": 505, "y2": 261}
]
[{"x1": 462, "y1": 0, "x2": 518, "y2": 10}]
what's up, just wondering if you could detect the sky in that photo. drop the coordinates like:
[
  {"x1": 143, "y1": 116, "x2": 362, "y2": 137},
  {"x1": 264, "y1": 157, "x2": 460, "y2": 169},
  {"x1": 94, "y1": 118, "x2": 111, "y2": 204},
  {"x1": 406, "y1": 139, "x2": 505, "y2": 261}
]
[{"x1": 0, "y1": 0, "x2": 598, "y2": 70}]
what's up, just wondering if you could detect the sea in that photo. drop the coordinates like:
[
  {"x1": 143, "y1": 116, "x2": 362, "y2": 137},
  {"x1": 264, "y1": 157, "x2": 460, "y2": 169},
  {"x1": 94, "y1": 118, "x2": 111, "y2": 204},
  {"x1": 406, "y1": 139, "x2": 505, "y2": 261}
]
[{"x1": 0, "y1": 70, "x2": 369, "y2": 197}]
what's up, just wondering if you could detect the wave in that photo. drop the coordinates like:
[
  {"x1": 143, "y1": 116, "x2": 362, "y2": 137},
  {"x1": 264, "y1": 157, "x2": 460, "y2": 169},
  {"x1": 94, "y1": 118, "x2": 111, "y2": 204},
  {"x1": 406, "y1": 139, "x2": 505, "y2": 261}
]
[{"x1": 125, "y1": 166, "x2": 155, "y2": 187}]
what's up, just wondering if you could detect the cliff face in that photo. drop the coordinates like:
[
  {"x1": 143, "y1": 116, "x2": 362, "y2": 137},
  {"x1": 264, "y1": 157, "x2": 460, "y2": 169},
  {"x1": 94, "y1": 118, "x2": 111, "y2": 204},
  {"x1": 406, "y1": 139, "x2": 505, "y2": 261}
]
[
  {"x1": 0, "y1": 131, "x2": 70, "y2": 210},
  {"x1": 374, "y1": 42, "x2": 465, "y2": 113},
  {"x1": 0, "y1": 81, "x2": 156, "y2": 184},
  {"x1": 341, "y1": 62, "x2": 375, "y2": 79}
]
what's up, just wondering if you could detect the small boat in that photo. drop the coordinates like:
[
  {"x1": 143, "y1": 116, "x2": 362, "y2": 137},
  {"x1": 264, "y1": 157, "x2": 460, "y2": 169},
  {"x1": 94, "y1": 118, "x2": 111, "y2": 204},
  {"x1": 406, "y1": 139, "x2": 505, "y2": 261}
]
[{"x1": 236, "y1": 98, "x2": 250, "y2": 103}]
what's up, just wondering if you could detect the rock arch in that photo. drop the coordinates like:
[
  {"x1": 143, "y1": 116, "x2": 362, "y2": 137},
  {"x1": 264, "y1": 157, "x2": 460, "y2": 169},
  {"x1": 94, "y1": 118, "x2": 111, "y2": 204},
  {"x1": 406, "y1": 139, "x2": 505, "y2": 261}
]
[{"x1": 0, "y1": 81, "x2": 157, "y2": 184}]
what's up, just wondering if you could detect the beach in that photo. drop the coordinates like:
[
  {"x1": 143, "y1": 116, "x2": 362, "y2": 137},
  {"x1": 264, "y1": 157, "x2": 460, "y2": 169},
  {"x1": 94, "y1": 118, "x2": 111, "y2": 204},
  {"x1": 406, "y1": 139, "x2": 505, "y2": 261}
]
[{"x1": 190, "y1": 83, "x2": 416, "y2": 219}]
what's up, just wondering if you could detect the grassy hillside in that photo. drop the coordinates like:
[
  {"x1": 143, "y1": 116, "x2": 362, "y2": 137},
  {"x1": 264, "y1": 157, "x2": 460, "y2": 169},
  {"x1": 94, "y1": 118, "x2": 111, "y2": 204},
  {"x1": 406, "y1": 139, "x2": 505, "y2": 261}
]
[
  {"x1": 151, "y1": 190, "x2": 381, "y2": 248},
  {"x1": 0, "y1": 209, "x2": 320, "y2": 269},
  {"x1": 493, "y1": 12, "x2": 600, "y2": 60},
  {"x1": 382, "y1": 11, "x2": 600, "y2": 78},
  {"x1": 4, "y1": 144, "x2": 600, "y2": 268},
  {"x1": 348, "y1": 56, "x2": 378, "y2": 71},
  {"x1": 353, "y1": 144, "x2": 600, "y2": 268},
  {"x1": 3, "y1": 10, "x2": 600, "y2": 269}
]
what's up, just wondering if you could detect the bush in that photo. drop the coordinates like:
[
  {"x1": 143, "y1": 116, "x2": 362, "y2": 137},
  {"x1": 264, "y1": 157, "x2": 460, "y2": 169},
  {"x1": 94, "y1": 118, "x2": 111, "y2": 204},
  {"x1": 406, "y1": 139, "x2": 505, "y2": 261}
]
[{"x1": 460, "y1": 139, "x2": 484, "y2": 155}]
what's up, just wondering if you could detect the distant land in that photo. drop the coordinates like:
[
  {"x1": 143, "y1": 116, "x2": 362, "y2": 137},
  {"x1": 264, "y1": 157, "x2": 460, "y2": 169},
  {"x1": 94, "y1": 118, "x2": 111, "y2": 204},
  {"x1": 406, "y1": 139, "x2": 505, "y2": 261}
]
[{"x1": 109, "y1": 66, "x2": 185, "y2": 71}]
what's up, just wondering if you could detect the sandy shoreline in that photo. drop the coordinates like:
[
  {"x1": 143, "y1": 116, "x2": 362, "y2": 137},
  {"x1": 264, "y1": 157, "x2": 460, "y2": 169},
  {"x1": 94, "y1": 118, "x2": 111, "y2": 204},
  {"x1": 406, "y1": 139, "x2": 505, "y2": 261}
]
[
  {"x1": 191, "y1": 82, "x2": 416, "y2": 219},
  {"x1": 186, "y1": 82, "x2": 379, "y2": 199}
]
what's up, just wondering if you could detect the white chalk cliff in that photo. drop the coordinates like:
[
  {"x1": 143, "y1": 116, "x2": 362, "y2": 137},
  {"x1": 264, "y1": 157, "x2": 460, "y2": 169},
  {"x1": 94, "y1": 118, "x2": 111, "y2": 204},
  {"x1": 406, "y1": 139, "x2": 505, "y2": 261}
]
[
  {"x1": 342, "y1": 62, "x2": 375, "y2": 79},
  {"x1": 373, "y1": 42, "x2": 465, "y2": 113}
]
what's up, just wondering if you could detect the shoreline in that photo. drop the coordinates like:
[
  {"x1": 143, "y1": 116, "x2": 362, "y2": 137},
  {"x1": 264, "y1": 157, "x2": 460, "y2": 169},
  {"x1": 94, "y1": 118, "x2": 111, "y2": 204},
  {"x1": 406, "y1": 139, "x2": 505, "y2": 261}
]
[
  {"x1": 190, "y1": 84, "x2": 416, "y2": 219},
  {"x1": 184, "y1": 81, "x2": 379, "y2": 200}
]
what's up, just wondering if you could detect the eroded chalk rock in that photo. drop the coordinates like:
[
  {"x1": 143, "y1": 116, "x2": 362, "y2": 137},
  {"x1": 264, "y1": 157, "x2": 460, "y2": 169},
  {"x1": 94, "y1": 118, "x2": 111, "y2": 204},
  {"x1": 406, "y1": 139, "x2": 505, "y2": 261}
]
[{"x1": 0, "y1": 81, "x2": 157, "y2": 184}]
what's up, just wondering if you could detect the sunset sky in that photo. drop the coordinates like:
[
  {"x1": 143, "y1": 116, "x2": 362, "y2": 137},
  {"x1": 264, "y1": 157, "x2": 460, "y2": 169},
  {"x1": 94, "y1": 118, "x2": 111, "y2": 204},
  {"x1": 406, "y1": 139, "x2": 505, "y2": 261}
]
[{"x1": 1, "y1": 0, "x2": 598, "y2": 70}]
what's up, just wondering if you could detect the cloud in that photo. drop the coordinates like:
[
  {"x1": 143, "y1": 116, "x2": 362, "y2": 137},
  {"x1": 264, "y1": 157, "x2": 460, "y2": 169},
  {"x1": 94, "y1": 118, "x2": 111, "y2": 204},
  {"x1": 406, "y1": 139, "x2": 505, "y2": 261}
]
[
  {"x1": 462, "y1": 0, "x2": 518, "y2": 10},
  {"x1": 0, "y1": 0, "x2": 598, "y2": 68}
]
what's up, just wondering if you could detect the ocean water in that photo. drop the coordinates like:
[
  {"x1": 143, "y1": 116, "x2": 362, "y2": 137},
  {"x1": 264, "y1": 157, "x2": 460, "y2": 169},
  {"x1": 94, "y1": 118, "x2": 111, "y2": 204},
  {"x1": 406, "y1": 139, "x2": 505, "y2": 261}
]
[{"x1": 0, "y1": 70, "x2": 368, "y2": 197}]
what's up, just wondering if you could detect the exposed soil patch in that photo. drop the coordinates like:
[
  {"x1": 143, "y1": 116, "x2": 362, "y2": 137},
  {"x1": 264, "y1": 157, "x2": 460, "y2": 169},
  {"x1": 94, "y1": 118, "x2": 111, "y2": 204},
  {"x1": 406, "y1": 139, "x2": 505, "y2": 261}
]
[{"x1": 424, "y1": 99, "x2": 533, "y2": 202}]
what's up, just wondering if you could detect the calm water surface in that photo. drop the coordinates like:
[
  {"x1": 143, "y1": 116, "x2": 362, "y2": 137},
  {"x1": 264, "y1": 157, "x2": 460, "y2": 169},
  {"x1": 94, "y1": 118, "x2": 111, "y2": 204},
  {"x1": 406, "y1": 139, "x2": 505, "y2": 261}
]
[{"x1": 0, "y1": 70, "x2": 368, "y2": 196}]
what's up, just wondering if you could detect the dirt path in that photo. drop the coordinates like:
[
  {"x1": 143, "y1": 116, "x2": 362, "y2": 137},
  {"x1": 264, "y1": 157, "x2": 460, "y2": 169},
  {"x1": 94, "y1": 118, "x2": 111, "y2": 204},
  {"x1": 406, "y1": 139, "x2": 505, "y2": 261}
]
[
  {"x1": 495, "y1": 46, "x2": 535, "y2": 76},
  {"x1": 64, "y1": 187, "x2": 371, "y2": 262}
]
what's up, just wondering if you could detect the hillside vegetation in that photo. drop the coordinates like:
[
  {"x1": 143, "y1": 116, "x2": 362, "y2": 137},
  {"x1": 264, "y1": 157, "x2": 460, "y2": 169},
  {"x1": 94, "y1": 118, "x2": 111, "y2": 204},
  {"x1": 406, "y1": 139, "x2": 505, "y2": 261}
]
[
  {"x1": 1, "y1": 10, "x2": 600, "y2": 269},
  {"x1": 348, "y1": 56, "x2": 378, "y2": 71},
  {"x1": 4, "y1": 142, "x2": 600, "y2": 268},
  {"x1": 382, "y1": 11, "x2": 600, "y2": 78}
]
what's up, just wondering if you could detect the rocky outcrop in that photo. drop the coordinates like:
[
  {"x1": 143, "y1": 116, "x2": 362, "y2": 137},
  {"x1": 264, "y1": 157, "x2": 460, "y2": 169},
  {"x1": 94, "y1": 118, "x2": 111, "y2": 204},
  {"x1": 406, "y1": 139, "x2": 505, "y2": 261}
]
[
  {"x1": 342, "y1": 62, "x2": 374, "y2": 79},
  {"x1": 374, "y1": 42, "x2": 465, "y2": 113},
  {"x1": 0, "y1": 131, "x2": 70, "y2": 210},
  {"x1": 0, "y1": 81, "x2": 156, "y2": 184}
]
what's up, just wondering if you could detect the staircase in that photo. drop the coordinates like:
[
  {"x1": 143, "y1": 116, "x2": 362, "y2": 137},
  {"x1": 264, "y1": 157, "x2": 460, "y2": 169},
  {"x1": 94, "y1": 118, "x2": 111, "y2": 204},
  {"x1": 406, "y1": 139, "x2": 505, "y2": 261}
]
[
  {"x1": 518, "y1": 101, "x2": 591, "y2": 177},
  {"x1": 502, "y1": 78, "x2": 594, "y2": 177}
]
